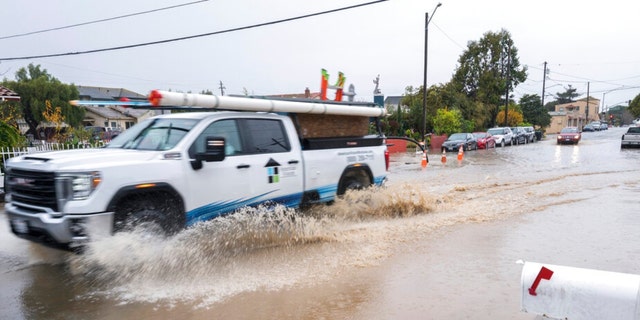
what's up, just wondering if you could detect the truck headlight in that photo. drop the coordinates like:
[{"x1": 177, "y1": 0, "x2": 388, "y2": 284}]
[{"x1": 57, "y1": 171, "x2": 102, "y2": 201}]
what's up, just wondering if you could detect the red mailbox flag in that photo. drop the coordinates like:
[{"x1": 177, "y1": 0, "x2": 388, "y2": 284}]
[{"x1": 529, "y1": 266, "x2": 554, "y2": 296}]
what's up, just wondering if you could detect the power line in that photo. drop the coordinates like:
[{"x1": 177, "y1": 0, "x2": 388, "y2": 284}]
[
  {"x1": 0, "y1": 0, "x2": 210, "y2": 40},
  {"x1": 0, "y1": 0, "x2": 388, "y2": 61}
]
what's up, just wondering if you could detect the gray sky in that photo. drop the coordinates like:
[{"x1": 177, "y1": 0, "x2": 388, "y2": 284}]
[{"x1": 2, "y1": 0, "x2": 639, "y2": 112}]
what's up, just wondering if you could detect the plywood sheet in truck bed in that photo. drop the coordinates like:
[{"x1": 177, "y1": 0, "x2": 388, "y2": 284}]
[{"x1": 293, "y1": 113, "x2": 370, "y2": 138}]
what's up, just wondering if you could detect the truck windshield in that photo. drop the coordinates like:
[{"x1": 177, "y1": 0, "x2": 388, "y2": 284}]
[{"x1": 106, "y1": 118, "x2": 199, "y2": 150}]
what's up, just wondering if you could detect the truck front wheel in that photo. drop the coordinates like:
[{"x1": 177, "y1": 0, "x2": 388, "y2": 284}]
[{"x1": 113, "y1": 191, "x2": 185, "y2": 236}]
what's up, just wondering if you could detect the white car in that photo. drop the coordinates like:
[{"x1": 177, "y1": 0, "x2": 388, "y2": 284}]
[{"x1": 487, "y1": 127, "x2": 514, "y2": 147}]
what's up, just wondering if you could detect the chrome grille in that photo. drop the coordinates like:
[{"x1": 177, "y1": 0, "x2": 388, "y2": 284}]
[{"x1": 6, "y1": 169, "x2": 58, "y2": 211}]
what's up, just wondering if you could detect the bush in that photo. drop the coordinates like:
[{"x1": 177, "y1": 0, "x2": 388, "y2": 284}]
[
  {"x1": 0, "y1": 121, "x2": 26, "y2": 148},
  {"x1": 432, "y1": 109, "x2": 462, "y2": 136}
]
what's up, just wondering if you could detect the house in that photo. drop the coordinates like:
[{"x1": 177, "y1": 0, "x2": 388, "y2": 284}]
[
  {"x1": 546, "y1": 97, "x2": 600, "y2": 133},
  {"x1": 267, "y1": 87, "x2": 323, "y2": 100},
  {"x1": 0, "y1": 86, "x2": 21, "y2": 102},
  {"x1": 383, "y1": 96, "x2": 408, "y2": 114},
  {"x1": 0, "y1": 86, "x2": 29, "y2": 134},
  {"x1": 268, "y1": 85, "x2": 359, "y2": 102},
  {"x1": 76, "y1": 86, "x2": 159, "y2": 130}
]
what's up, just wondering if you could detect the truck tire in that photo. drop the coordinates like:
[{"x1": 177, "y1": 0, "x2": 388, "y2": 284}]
[
  {"x1": 113, "y1": 191, "x2": 185, "y2": 236},
  {"x1": 338, "y1": 168, "x2": 372, "y2": 196}
]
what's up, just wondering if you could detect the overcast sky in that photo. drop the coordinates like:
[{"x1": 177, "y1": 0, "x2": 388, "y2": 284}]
[{"x1": 2, "y1": 0, "x2": 639, "y2": 112}]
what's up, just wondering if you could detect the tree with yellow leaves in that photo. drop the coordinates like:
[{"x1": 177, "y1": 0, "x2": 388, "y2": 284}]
[
  {"x1": 42, "y1": 100, "x2": 66, "y2": 142},
  {"x1": 495, "y1": 108, "x2": 524, "y2": 127}
]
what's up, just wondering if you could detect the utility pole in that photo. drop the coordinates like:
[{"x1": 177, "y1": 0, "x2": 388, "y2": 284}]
[
  {"x1": 503, "y1": 46, "x2": 511, "y2": 127},
  {"x1": 585, "y1": 82, "x2": 590, "y2": 125},
  {"x1": 541, "y1": 61, "x2": 547, "y2": 107},
  {"x1": 421, "y1": 2, "x2": 442, "y2": 142},
  {"x1": 219, "y1": 81, "x2": 226, "y2": 96}
]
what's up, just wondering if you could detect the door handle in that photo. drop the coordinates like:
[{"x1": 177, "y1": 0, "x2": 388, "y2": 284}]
[
  {"x1": 237, "y1": 164, "x2": 250, "y2": 169},
  {"x1": 288, "y1": 160, "x2": 299, "y2": 164}
]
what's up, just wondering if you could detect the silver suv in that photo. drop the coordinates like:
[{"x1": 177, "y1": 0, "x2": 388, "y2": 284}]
[
  {"x1": 522, "y1": 126, "x2": 535, "y2": 143},
  {"x1": 487, "y1": 127, "x2": 513, "y2": 147}
]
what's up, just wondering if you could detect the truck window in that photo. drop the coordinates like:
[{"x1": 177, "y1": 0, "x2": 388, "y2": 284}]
[
  {"x1": 190, "y1": 119, "x2": 242, "y2": 156},
  {"x1": 244, "y1": 119, "x2": 290, "y2": 153},
  {"x1": 107, "y1": 118, "x2": 197, "y2": 150}
]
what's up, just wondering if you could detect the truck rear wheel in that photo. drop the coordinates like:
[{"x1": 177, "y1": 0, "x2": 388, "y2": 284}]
[
  {"x1": 113, "y1": 192, "x2": 185, "y2": 236},
  {"x1": 338, "y1": 168, "x2": 372, "y2": 196}
]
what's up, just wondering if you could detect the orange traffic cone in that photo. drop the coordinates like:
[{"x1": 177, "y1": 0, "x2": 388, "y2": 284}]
[
  {"x1": 421, "y1": 150, "x2": 428, "y2": 168},
  {"x1": 457, "y1": 145, "x2": 464, "y2": 161},
  {"x1": 441, "y1": 149, "x2": 447, "y2": 164}
]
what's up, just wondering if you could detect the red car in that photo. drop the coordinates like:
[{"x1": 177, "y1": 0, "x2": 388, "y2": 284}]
[
  {"x1": 557, "y1": 127, "x2": 581, "y2": 145},
  {"x1": 473, "y1": 132, "x2": 496, "y2": 149}
]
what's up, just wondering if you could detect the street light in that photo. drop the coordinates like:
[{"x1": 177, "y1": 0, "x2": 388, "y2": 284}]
[{"x1": 422, "y1": 2, "x2": 442, "y2": 142}]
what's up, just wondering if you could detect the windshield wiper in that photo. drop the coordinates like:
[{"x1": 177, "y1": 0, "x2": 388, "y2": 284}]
[{"x1": 161, "y1": 123, "x2": 173, "y2": 150}]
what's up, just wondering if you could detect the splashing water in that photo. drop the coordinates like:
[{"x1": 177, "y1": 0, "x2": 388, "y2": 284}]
[{"x1": 66, "y1": 185, "x2": 444, "y2": 307}]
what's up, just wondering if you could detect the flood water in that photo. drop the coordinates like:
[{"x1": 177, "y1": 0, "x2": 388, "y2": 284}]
[{"x1": 1, "y1": 127, "x2": 639, "y2": 319}]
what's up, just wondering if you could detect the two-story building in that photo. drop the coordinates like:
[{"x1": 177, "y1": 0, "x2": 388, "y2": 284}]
[{"x1": 547, "y1": 97, "x2": 600, "y2": 133}]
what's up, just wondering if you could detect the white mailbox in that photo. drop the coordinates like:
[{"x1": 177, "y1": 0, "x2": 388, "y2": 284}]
[{"x1": 521, "y1": 261, "x2": 640, "y2": 319}]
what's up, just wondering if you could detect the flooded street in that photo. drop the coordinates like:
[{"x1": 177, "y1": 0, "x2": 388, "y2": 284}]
[{"x1": 2, "y1": 127, "x2": 639, "y2": 319}]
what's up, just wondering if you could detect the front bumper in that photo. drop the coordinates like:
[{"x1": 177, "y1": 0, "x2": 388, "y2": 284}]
[
  {"x1": 557, "y1": 136, "x2": 579, "y2": 144},
  {"x1": 5, "y1": 202, "x2": 113, "y2": 250}
]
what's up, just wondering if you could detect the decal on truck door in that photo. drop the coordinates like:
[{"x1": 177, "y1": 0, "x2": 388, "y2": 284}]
[
  {"x1": 267, "y1": 167, "x2": 279, "y2": 183},
  {"x1": 265, "y1": 158, "x2": 281, "y2": 184}
]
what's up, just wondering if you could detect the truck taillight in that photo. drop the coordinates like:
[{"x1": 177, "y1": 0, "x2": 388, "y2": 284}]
[{"x1": 384, "y1": 149, "x2": 390, "y2": 171}]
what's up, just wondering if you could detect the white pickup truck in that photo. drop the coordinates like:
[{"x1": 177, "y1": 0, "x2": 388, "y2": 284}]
[
  {"x1": 4, "y1": 91, "x2": 389, "y2": 250},
  {"x1": 621, "y1": 126, "x2": 640, "y2": 148}
]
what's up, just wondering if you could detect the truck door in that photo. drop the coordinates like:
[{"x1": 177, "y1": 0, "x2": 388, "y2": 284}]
[
  {"x1": 239, "y1": 118, "x2": 304, "y2": 209},
  {"x1": 184, "y1": 118, "x2": 303, "y2": 225}
]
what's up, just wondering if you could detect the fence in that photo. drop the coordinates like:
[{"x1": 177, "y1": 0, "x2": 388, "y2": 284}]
[{"x1": 0, "y1": 142, "x2": 105, "y2": 192}]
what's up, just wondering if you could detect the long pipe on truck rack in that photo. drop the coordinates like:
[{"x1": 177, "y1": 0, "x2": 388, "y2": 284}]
[{"x1": 148, "y1": 90, "x2": 387, "y2": 117}]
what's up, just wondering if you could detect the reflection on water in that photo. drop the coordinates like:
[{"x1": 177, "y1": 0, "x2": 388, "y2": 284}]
[{"x1": 553, "y1": 144, "x2": 581, "y2": 166}]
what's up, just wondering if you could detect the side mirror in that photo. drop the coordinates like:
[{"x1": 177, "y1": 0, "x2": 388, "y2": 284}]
[{"x1": 191, "y1": 137, "x2": 226, "y2": 170}]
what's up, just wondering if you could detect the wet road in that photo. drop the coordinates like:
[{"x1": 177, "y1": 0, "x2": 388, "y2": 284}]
[{"x1": 1, "y1": 127, "x2": 639, "y2": 319}]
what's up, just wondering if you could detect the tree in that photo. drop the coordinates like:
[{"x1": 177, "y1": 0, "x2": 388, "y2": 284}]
[
  {"x1": 450, "y1": 29, "x2": 527, "y2": 128},
  {"x1": 1, "y1": 64, "x2": 83, "y2": 137},
  {"x1": 399, "y1": 83, "x2": 478, "y2": 136},
  {"x1": 400, "y1": 86, "x2": 423, "y2": 135},
  {"x1": 42, "y1": 100, "x2": 66, "y2": 141},
  {"x1": 0, "y1": 121, "x2": 25, "y2": 148},
  {"x1": 629, "y1": 93, "x2": 640, "y2": 118},
  {"x1": 0, "y1": 101, "x2": 22, "y2": 130},
  {"x1": 555, "y1": 85, "x2": 579, "y2": 104},
  {"x1": 432, "y1": 108, "x2": 462, "y2": 136},
  {"x1": 495, "y1": 108, "x2": 523, "y2": 127},
  {"x1": 0, "y1": 121, "x2": 26, "y2": 170},
  {"x1": 519, "y1": 94, "x2": 551, "y2": 128}
]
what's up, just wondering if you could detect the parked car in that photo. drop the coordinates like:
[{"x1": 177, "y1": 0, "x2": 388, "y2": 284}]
[
  {"x1": 589, "y1": 121, "x2": 602, "y2": 131},
  {"x1": 441, "y1": 133, "x2": 477, "y2": 152},
  {"x1": 621, "y1": 126, "x2": 640, "y2": 148},
  {"x1": 473, "y1": 132, "x2": 496, "y2": 149},
  {"x1": 557, "y1": 127, "x2": 581, "y2": 145},
  {"x1": 487, "y1": 127, "x2": 513, "y2": 147},
  {"x1": 599, "y1": 122, "x2": 609, "y2": 130},
  {"x1": 85, "y1": 126, "x2": 121, "y2": 141},
  {"x1": 522, "y1": 126, "x2": 536, "y2": 143},
  {"x1": 511, "y1": 127, "x2": 528, "y2": 145},
  {"x1": 582, "y1": 124, "x2": 596, "y2": 132}
]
